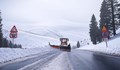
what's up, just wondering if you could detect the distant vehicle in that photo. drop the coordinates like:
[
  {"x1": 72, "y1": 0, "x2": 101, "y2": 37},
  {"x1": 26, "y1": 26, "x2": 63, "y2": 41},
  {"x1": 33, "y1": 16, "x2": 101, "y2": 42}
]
[{"x1": 49, "y1": 38, "x2": 71, "y2": 52}]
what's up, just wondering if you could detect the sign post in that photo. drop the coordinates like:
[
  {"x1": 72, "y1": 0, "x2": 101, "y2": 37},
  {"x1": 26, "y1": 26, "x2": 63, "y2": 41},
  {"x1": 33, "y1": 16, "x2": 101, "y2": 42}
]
[
  {"x1": 9, "y1": 25, "x2": 18, "y2": 48},
  {"x1": 102, "y1": 26, "x2": 108, "y2": 47}
]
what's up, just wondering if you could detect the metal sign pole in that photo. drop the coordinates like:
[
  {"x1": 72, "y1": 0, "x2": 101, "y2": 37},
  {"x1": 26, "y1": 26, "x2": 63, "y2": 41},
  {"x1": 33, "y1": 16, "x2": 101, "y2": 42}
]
[
  {"x1": 105, "y1": 39, "x2": 108, "y2": 47},
  {"x1": 12, "y1": 38, "x2": 14, "y2": 48},
  {"x1": 106, "y1": 41, "x2": 108, "y2": 47},
  {"x1": 102, "y1": 25, "x2": 109, "y2": 48},
  {"x1": 104, "y1": 38, "x2": 108, "y2": 48}
]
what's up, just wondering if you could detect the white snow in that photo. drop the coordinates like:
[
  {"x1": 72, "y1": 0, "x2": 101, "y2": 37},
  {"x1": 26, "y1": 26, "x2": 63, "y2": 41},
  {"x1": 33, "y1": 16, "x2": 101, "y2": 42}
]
[
  {"x1": 3, "y1": 25, "x2": 90, "y2": 48},
  {"x1": 4, "y1": 21, "x2": 120, "y2": 69},
  {"x1": 1, "y1": 24, "x2": 90, "y2": 64},
  {"x1": 0, "y1": 47, "x2": 54, "y2": 63},
  {"x1": 116, "y1": 28, "x2": 120, "y2": 34},
  {"x1": 60, "y1": 31, "x2": 90, "y2": 47},
  {"x1": 3, "y1": 26, "x2": 61, "y2": 48},
  {"x1": 41, "y1": 52, "x2": 73, "y2": 70},
  {"x1": 80, "y1": 29, "x2": 120, "y2": 56}
]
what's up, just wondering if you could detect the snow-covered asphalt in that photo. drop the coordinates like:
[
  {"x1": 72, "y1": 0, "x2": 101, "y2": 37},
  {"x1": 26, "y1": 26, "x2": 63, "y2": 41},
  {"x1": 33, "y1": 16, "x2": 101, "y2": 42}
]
[
  {"x1": 68, "y1": 49, "x2": 120, "y2": 70},
  {"x1": 0, "y1": 49, "x2": 61, "y2": 70},
  {"x1": 1, "y1": 49, "x2": 120, "y2": 70}
]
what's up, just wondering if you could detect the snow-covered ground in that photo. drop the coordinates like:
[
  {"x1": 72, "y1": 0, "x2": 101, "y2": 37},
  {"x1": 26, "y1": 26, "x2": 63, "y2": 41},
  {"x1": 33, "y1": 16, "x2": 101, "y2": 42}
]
[
  {"x1": 1, "y1": 24, "x2": 90, "y2": 64},
  {"x1": 3, "y1": 21, "x2": 120, "y2": 68},
  {"x1": 3, "y1": 26, "x2": 61, "y2": 48},
  {"x1": 80, "y1": 29, "x2": 120, "y2": 56},
  {"x1": 3, "y1": 24, "x2": 90, "y2": 48},
  {"x1": 0, "y1": 47, "x2": 54, "y2": 63}
]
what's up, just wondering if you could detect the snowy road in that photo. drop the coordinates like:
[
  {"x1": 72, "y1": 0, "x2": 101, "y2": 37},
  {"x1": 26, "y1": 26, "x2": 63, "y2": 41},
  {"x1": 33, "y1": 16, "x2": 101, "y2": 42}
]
[
  {"x1": 68, "y1": 49, "x2": 120, "y2": 70},
  {"x1": 0, "y1": 49, "x2": 61, "y2": 70},
  {"x1": 0, "y1": 49, "x2": 120, "y2": 70}
]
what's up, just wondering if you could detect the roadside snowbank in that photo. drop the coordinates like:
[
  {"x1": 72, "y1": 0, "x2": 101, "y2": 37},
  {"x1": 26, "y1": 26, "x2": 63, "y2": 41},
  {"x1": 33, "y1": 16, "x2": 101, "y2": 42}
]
[
  {"x1": 0, "y1": 47, "x2": 53, "y2": 63},
  {"x1": 41, "y1": 52, "x2": 73, "y2": 70},
  {"x1": 80, "y1": 34, "x2": 120, "y2": 56}
]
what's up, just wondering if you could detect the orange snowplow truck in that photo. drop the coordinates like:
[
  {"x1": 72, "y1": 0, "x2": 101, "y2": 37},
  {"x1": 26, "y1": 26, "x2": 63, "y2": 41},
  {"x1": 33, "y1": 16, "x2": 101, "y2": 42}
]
[
  {"x1": 59, "y1": 38, "x2": 71, "y2": 52},
  {"x1": 49, "y1": 38, "x2": 71, "y2": 52}
]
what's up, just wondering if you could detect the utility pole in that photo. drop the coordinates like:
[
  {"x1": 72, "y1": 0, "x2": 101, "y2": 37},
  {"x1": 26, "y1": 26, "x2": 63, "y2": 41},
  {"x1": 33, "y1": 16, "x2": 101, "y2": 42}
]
[{"x1": 111, "y1": 0, "x2": 116, "y2": 36}]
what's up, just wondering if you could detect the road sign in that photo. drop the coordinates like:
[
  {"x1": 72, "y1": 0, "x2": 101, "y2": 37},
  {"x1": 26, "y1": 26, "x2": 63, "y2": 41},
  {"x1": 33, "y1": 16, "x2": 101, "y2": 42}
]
[
  {"x1": 102, "y1": 26, "x2": 108, "y2": 47},
  {"x1": 102, "y1": 32, "x2": 108, "y2": 38},
  {"x1": 10, "y1": 25, "x2": 18, "y2": 33},
  {"x1": 10, "y1": 33, "x2": 17, "y2": 38},
  {"x1": 10, "y1": 25, "x2": 18, "y2": 38},
  {"x1": 102, "y1": 26, "x2": 107, "y2": 32},
  {"x1": 9, "y1": 25, "x2": 18, "y2": 48}
]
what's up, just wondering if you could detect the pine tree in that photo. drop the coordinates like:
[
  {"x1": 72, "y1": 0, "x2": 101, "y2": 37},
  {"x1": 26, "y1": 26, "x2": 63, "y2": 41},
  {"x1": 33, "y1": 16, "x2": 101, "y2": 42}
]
[
  {"x1": 100, "y1": 0, "x2": 111, "y2": 38},
  {"x1": 111, "y1": 0, "x2": 119, "y2": 35},
  {"x1": 89, "y1": 14, "x2": 100, "y2": 44},
  {"x1": 76, "y1": 41, "x2": 80, "y2": 48},
  {"x1": 115, "y1": 1, "x2": 120, "y2": 29},
  {"x1": 100, "y1": 0, "x2": 119, "y2": 37},
  {"x1": 97, "y1": 29, "x2": 102, "y2": 43},
  {"x1": 19, "y1": 44, "x2": 22, "y2": 48},
  {"x1": 0, "y1": 11, "x2": 3, "y2": 47},
  {"x1": 14, "y1": 44, "x2": 17, "y2": 48},
  {"x1": 9, "y1": 41, "x2": 12, "y2": 48},
  {"x1": 3, "y1": 38, "x2": 9, "y2": 47}
]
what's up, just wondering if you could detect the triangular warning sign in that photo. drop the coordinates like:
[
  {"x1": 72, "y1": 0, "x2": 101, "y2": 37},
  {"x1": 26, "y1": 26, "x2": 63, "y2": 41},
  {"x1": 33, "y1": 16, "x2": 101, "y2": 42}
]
[
  {"x1": 102, "y1": 26, "x2": 107, "y2": 32},
  {"x1": 10, "y1": 25, "x2": 18, "y2": 33}
]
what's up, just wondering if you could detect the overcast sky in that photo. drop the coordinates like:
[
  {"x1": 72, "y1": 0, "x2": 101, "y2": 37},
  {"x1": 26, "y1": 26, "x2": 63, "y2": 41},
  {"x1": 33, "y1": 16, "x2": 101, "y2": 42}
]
[{"x1": 0, "y1": 0, "x2": 102, "y2": 27}]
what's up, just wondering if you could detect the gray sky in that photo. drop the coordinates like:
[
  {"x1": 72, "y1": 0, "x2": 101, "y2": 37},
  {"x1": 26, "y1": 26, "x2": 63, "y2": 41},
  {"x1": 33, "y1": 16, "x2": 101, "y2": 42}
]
[{"x1": 0, "y1": 0, "x2": 102, "y2": 27}]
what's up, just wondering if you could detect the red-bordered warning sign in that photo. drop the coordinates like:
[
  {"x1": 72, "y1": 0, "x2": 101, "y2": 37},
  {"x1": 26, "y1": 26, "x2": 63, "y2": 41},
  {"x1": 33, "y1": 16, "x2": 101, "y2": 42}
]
[
  {"x1": 10, "y1": 25, "x2": 18, "y2": 33},
  {"x1": 10, "y1": 25, "x2": 18, "y2": 38}
]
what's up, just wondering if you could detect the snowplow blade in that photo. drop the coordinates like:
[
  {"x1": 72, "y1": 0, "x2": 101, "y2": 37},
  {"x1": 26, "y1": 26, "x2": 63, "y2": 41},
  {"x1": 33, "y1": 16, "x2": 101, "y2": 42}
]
[{"x1": 49, "y1": 42, "x2": 60, "y2": 49}]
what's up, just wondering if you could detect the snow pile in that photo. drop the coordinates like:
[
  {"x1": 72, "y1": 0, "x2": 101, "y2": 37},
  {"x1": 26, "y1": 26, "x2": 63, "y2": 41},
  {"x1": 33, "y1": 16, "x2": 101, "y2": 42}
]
[
  {"x1": 0, "y1": 47, "x2": 53, "y2": 63},
  {"x1": 41, "y1": 52, "x2": 73, "y2": 70},
  {"x1": 80, "y1": 33, "x2": 120, "y2": 56}
]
